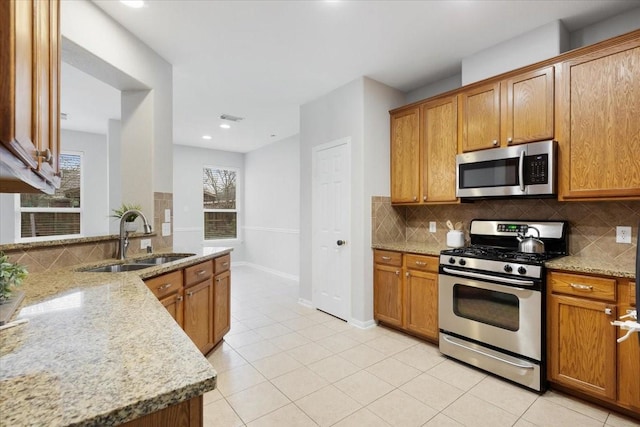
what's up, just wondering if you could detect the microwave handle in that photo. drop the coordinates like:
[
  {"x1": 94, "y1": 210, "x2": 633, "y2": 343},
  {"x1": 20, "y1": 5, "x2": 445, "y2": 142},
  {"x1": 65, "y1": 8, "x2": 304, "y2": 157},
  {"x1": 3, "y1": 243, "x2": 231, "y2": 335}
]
[{"x1": 518, "y1": 150, "x2": 525, "y2": 192}]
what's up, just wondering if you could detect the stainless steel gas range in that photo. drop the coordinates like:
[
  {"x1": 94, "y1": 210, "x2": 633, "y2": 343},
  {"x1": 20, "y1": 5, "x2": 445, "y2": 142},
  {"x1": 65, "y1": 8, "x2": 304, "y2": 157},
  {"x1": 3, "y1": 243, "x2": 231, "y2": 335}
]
[{"x1": 438, "y1": 219, "x2": 568, "y2": 392}]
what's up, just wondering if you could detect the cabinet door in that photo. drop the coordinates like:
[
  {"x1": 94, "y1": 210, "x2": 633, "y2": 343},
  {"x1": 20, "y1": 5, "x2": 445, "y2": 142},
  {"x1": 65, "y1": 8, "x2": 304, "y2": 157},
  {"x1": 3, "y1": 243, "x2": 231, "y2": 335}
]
[
  {"x1": 503, "y1": 66, "x2": 554, "y2": 145},
  {"x1": 184, "y1": 279, "x2": 214, "y2": 354},
  {"x1": 422, "y1": 96, "x2": 458, "y2": 203},
  {"x1": 548, "y1": 294, "x2": 617, "y2": 400},
  {"x1": 374, "y1": 264, "x2": 403, "y2": 327},
  {"x1": 404, "y1": 269, "x2": 438, "y2": 340},
  {"x1": 0, "y1": 0, "x2": 60, "y2": 191},
  {"x1": 160, "y1": 290, "x2": 184, "y2": 329},
  {"x1": 617, "y1": 304, "x2": 640, "y2": 412},
  {"x1": 390, "y1": 107, "x2": 420, "y2": 204},
  {"x1": 213, "y1": 271, "x2": 231, "y2": 345},
  {"x1": 461, "y1": 82, "x2": 500, "y2": 152},
  {"x1": 559, "y1": 43, "x2": 640, "y2": 200}
]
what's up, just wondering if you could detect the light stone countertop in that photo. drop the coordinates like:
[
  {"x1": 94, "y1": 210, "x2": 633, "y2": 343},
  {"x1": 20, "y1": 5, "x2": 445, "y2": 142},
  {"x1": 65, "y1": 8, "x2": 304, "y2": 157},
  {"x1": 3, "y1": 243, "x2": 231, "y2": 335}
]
[
  {"x1": 0, "y1": 247, "x2": 232, "y2": 427},
  {"x1": 372, "y1": 242, "x2": 635, "y2": 279}
]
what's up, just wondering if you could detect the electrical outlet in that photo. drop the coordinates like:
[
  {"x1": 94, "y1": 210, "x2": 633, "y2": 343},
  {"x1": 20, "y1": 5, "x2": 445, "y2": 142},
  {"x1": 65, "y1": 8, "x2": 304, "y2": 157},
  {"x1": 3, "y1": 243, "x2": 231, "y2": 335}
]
[
  {"x1": 616, "y1": 226, "x2": 632, "y2": 244},
  {"x1": 429, "y1": 221, "x2": 436, "y2": 233},
  {"x1": 140, "y1": 238, "x2": 151, "y2": 249}
]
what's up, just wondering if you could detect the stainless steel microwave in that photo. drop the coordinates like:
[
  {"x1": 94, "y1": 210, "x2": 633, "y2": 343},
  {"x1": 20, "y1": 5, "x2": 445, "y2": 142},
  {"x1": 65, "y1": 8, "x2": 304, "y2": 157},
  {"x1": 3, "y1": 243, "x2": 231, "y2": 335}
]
[{"x1": 456, "y1": 140, "x2": 557, "y2": 198}]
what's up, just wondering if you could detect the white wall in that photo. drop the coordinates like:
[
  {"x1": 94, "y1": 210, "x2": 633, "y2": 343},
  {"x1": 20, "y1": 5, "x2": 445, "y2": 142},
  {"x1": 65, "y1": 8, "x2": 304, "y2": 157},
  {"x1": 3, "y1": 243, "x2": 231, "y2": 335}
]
[
  {"x1": 108, "y1": 119, "x2": 122, "y2": 235},
  {"x1": 406, "y1": 74, "x2": 461, "y2": 104},
  {"x1": 0, "y1": 130, "x2": 109, "y2": 243},
  {"x1": 244, "y1": 135, "x2": 300, "y2": 279},
  {"x1": 299, "y1": 77, "x2": 403, "y2": 325},
  {"x1": 61, "y1": 0, "x2": 173, "y2": 218},
  {"x1": 173, "y1": 145, "x2": 245, "y2": 261},
  {"x1": 570, "y1": 6, "x2": 640, "y2": 49}
]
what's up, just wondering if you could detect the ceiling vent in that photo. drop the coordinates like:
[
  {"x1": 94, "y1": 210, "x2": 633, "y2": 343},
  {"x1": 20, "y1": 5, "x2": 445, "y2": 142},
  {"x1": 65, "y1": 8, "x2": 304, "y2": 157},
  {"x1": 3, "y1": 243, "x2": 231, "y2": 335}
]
[{"x1": 219, "y1": 114, "x2": 244, "y2": 122}]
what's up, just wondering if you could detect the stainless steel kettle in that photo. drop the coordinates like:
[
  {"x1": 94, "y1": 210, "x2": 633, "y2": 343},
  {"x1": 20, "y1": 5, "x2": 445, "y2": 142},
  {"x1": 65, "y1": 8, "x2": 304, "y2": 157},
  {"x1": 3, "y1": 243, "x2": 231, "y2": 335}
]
[{"x1": 517, "y1": 226, "x2": 545, "y2": 253}]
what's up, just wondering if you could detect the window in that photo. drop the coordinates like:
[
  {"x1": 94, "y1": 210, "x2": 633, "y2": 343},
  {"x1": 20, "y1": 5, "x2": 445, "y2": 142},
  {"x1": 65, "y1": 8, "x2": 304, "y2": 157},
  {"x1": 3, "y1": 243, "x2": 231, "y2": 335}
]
[
  {"x1": 19, "y1": 153, "x2": 82, "y2": 240},
  {"x1": 203, "y1": 167, "x2": 237, "y2": 240}
]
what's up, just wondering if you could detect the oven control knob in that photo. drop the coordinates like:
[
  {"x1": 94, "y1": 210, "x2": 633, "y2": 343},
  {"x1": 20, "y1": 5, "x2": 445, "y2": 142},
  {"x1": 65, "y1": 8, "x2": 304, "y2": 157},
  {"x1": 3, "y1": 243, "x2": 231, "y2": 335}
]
[
  {"x1": 459, "y1": 259, "x2": 466, "y2": 266},
  {"x1": 448, "y1": 257, "x2": 456, "y2": 264},
  {"x1": 518, "y1": 266, "x2": 527, "y2": 275},
  {"x1": 504, "y1": 265, "x2": 513, "y2": 273}
]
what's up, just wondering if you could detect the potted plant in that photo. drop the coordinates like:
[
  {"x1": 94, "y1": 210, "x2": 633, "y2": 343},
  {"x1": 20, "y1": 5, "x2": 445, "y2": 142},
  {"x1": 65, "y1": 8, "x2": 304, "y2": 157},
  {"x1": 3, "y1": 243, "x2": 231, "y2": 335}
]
[
  {"x1": 0, "y1": 252, "x2": 27, "y2": 304},
  {"x1": 111, "y1": 203, "x2": 142, "y2": 232}
]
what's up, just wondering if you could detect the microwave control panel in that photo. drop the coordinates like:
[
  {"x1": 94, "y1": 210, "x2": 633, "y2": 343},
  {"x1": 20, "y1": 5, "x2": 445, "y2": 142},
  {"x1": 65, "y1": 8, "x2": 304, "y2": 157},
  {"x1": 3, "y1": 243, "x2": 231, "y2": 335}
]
[{"x1": 524, "y1": 154, "x2": 548, "y2": 184}]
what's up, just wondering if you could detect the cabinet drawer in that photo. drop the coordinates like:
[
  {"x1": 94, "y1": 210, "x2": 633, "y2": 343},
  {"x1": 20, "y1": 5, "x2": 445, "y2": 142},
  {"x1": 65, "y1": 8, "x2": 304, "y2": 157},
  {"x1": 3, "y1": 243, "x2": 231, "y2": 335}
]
[
  {"x1": 405, "y1": 254, "x2": 438, "y2": 272},
  {"x1": 374, "y1": 250, "x2": 402, "y2": 267},
  {"x1": 145, "y1": 270, "x2": 183, "y2": 298},
  {"x1": 214, "y1": 254, "x2": 231, "y2": 274},
  {"x1": 184, "y1": 260, "x2": 213, "y2": 287},
  {"x1": 549, "y1": 271, "x2": 616, "y2": 302}
]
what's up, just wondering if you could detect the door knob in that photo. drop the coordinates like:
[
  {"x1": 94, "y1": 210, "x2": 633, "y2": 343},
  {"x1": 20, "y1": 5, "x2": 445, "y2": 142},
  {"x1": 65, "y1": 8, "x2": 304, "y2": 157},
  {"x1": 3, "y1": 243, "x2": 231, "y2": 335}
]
[{"x1": 337, "y1": 240, "x2": 346, "y2": 246}]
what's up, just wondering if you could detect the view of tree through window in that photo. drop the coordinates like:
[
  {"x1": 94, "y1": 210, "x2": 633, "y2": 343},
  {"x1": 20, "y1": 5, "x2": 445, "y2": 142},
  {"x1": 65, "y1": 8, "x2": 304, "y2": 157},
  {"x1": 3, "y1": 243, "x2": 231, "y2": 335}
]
[
  {"x1": 203, "y1": 167, "x2": 237, "y2": 239},
  {"x1": 20, "y1": 153, "x2": 82, "y2": 238}
]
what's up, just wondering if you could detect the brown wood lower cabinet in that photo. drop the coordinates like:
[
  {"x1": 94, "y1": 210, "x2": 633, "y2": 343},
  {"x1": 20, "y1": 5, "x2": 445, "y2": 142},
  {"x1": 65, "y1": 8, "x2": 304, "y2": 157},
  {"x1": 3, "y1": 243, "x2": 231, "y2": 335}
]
[
  {"x1": 120, "y1": 395, "x2": 202, "y2": 427},
  {"x1": 373, "y1": 250, "x2": 438, "y2": 342},
  {"x1": 548, "y1": 271, "x2": 639, "y2": 417},
  {"x1": 184, "y1": 278, "x2": 215, "y2": 354},
  {"x1": 144, "y1": 254, "x2": 231, "y2": 355}
]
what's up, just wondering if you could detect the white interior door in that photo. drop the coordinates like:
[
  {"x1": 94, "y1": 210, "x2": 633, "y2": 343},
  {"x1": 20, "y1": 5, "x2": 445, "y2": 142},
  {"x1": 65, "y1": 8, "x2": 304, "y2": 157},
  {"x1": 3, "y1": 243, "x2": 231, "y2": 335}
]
[{"x1": 312, "y1": 138, "x2": 351, "y2": 321}]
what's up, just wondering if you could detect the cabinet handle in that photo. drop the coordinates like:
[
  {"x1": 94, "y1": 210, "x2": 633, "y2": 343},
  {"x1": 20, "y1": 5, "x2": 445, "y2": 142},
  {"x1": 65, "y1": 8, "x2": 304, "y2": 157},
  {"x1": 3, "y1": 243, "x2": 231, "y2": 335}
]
[
  {"x1": 222, "y1": 262, "x2": 229, "y2": 267},
  {"x1": 381, "y1": 256, "x2": 391, "y2": 260},
  {"x1": 423, "y1": 196, "x2": 427, "y2": 201},
  {"x1": 492, "y1": 140, "x2": 498, "y2": 146},
  {"x1": 570, "y1": 283, "x2": 593, "y2": 291},
  {"x1": 405, "y1": 272, "x2": 410, "y2": 277},
  {"x1": 415, "y1": 261, "x2": 426, "y2": 266},
  {"x1": 216, "y1": 278, "x2": 220, "y2": 283},
  {"x1": 157, "y1": 283, "x2": 172, "y2": 291},
  {"x1": 604, "y1": 308, "x2": 612, "y2": 315},
  {"x1": 507, "y1": 137, "x2": 513, "y2": 145},
  {"x1": 196, "y1": 269, "x2": 207, "y2": 276},
  {"x1": 187, "y1": 291, "x2": 194, "y2": 297},
  {"x1": 176, "y1": 296, "x2": 183, "y2": 302},
  {"x1": 35, "y1": 148, "x2": 53, "y2": 164},
  {"x1": 395, "y1": 270, "x2": 400, "y2": 276},
  {"x1": 413, "y1": 196, "x2": 418, "y2": 202}
]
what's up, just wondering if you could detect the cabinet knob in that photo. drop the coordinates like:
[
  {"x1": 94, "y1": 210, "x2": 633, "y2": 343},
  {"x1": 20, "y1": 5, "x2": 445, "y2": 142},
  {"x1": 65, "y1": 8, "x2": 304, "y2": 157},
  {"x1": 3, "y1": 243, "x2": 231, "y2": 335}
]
[
  {"x1": 507, "y1": 137, "x2": 513, "y2": 144},
  {"x1": 423, "y1": 196, "x2": 427, "y2": 201},
  {"x1": 395, "y1": 270, "x2": 400, "y2": 276},
  {"x1": 492, "y1": 140, "x2": 498, "y2": 146},
  {"x1": 187, "y1": 291, "x2": 194, "y2": 297},
  {"x1": 413, "y1": 196, "x2": 418, "y2": 202},
  {"x1": 35, "y1": 148, "x2": 53, "y2": 164},
  {"x1": 405, "y1": 272, "x2": 410, "y2": 277},
  {"x1": 604, "y1": 308, "x2": 612, "y2": 315},
  {"x1": 176, "y1": 296, "x2": 183, "y2": 302}
]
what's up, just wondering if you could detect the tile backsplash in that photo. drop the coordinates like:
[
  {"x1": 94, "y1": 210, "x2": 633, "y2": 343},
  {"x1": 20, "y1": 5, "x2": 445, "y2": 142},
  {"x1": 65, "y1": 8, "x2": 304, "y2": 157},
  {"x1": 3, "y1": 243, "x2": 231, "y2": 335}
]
[
  {"x1": 1, "y1": 192, "x2": 173, "y2": 273},
  {"x1": 372, "y1": 196, "x2": 639, "y2": 271}
]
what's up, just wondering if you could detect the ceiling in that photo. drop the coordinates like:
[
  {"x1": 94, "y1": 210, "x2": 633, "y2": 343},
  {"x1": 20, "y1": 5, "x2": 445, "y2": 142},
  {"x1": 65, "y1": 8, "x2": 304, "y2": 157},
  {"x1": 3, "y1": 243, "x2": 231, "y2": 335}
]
[{"x1": 77, "y1": 0, "x2": 638, "y2": 153}]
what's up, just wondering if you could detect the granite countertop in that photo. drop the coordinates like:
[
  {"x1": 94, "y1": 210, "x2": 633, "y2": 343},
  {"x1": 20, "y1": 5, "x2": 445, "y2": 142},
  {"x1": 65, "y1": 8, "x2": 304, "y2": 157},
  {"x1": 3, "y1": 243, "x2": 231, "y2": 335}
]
[
  {"x1": 0, "y1": 247, "x2": 232, "y2": 427},
  {"x1": 373, "y1": 242, "x2": 635, "y2": 280}
]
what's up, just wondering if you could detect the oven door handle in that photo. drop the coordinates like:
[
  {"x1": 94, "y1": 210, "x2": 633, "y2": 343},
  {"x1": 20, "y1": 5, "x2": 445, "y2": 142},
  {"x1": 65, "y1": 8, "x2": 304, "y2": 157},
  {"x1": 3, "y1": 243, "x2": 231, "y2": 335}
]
[
  {"x1": 442, "y1": 335, "x2": 536, "y2": 370},
  {"x1": 442, "y1": 267, "x2": 535, "y2": 287}
]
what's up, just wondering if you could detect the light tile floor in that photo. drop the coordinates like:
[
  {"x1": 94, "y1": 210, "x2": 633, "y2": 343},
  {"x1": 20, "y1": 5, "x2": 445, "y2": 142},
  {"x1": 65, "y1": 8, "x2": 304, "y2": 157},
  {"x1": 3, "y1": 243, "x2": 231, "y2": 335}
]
[{"x1": 204, "y1": 267, "x2": 640, "y2": 427}]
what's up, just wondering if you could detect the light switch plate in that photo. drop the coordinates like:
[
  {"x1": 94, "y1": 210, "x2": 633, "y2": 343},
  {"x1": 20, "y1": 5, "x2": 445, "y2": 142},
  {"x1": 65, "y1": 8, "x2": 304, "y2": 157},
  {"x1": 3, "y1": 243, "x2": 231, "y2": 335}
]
[
  {"x1": 140, "y1": 239, "x2": 151, "y2": 249},
  {"x1": 164, "y1": 209, "x2": 171, "y2": 223},
  {"x1": 616, "y1": 226, "x2": 632, "y2": 244},
  {"x1": 429, "y1": 221, "x2": 436, "y2": 233},
  {"x1": 162, "y1": 222, "x2": 171, "y2": 236}
]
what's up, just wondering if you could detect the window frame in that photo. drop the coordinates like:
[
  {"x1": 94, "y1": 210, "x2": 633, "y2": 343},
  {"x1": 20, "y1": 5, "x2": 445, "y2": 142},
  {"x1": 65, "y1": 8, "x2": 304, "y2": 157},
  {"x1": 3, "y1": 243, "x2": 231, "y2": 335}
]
[
  {"x1": 16, "y1": 151, "x2": 84, "y2": 242},
  {"x1": 202, "y1": 165, "x2": 240, "y2": 243}
]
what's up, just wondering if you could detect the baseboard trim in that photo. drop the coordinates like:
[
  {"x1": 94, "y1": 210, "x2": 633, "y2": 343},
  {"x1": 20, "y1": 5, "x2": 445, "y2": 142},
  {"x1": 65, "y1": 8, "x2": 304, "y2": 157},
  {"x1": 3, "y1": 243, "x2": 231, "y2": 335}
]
[
  {"x1": 240, "y1": 262, "x2": 300, "y2": 282},
  {"x1": 348, "y1": 318, "x2": 377, "y2": 329},
  {"x1": 298, "y1": 298, "x2": 314, "y2": 308}
]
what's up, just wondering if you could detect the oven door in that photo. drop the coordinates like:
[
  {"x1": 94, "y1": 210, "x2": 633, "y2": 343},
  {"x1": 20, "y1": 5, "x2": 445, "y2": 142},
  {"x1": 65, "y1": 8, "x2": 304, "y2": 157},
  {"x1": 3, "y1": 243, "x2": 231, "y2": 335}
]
[{"x1": 438, "y1": 268, "x2": 542, "y2": 361}]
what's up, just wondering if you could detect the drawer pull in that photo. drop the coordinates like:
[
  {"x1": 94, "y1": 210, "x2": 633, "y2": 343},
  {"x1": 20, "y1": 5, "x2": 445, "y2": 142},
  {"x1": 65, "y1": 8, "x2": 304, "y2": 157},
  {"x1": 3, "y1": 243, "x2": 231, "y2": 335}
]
[
  {"x1": 176, "y1": 296, "x2": 183, "y2": 302},
  {"x1": 415, "y1": 261, "x2": 426, "y2": 266},
  {"x1": 222, "y1": 262, "x2": 229, "y2": 267},
  {"x1": 157, "y1": 283, "x2": 172, "y2": 291},
  {"x1": 570, "y1": 283, "x2": 593, "y2": 291},
  {"x1": 196, "y1": 269, "x2": 207, "y2": 276},
  {"x1": 381, "y1": 256, "x2": 391, "y2": 260},
  {"x1": 187, "y1": 291, "x2": 194, "y2": 297}
]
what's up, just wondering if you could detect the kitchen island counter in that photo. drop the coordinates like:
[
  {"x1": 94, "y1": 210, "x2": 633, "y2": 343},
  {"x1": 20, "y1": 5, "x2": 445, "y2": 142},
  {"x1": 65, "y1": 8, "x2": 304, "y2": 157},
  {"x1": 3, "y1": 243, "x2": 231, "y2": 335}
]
[{"x1": 0, "y1": 247, "x2": 231, "y2": 427}]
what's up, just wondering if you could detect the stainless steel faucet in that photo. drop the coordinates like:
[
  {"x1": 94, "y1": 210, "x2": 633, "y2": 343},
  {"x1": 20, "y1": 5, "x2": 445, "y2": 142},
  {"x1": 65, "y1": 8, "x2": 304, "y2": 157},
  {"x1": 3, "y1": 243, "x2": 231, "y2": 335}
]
[{"x1": 118, "y1": 209, "x2": 153, "y2": 260}]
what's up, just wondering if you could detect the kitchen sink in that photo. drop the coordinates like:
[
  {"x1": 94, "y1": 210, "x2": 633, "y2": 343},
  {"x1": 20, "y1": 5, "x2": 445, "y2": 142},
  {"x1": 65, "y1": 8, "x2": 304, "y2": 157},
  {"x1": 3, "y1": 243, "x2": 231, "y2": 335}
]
[
  {"x1": 135, "y1": 254, "x2": 194, "y2": 265},
  {"x1": 81, "y1": 263, "x2": 152, "y2": 273}
]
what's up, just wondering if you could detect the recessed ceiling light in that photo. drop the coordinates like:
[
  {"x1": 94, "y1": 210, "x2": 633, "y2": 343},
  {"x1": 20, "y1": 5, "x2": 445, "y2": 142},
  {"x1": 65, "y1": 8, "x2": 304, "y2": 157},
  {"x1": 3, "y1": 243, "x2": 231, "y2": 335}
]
[
  {"x1": 220, "y1": 124, "x2": 231, "y2": 129},
  {"x1": 120, "y1": 0, "x2": 145, "y2": 8},
  {"x1": 202, "y1": 135, "x2": 212, "y2": 140}
]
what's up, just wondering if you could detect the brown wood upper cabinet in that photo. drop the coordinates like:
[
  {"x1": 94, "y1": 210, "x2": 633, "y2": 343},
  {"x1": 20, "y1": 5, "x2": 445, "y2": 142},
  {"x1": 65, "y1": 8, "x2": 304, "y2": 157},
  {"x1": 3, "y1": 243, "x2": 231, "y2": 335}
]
[
  {"x1": 390, "y1": 107, "x2": 420, "y2": 203},
  {"x1": 557, "y1": 38, "x2": 640, "y2": 200},
  {"x1": 0, "y1": 0, "x2": 61, "y2": 194},
  {"x1": 460, "y1": 66, "x2": 554, "y2": 152},
  {"x1": 390, "y1": 95, "x2": 458, "y2": 205}
]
